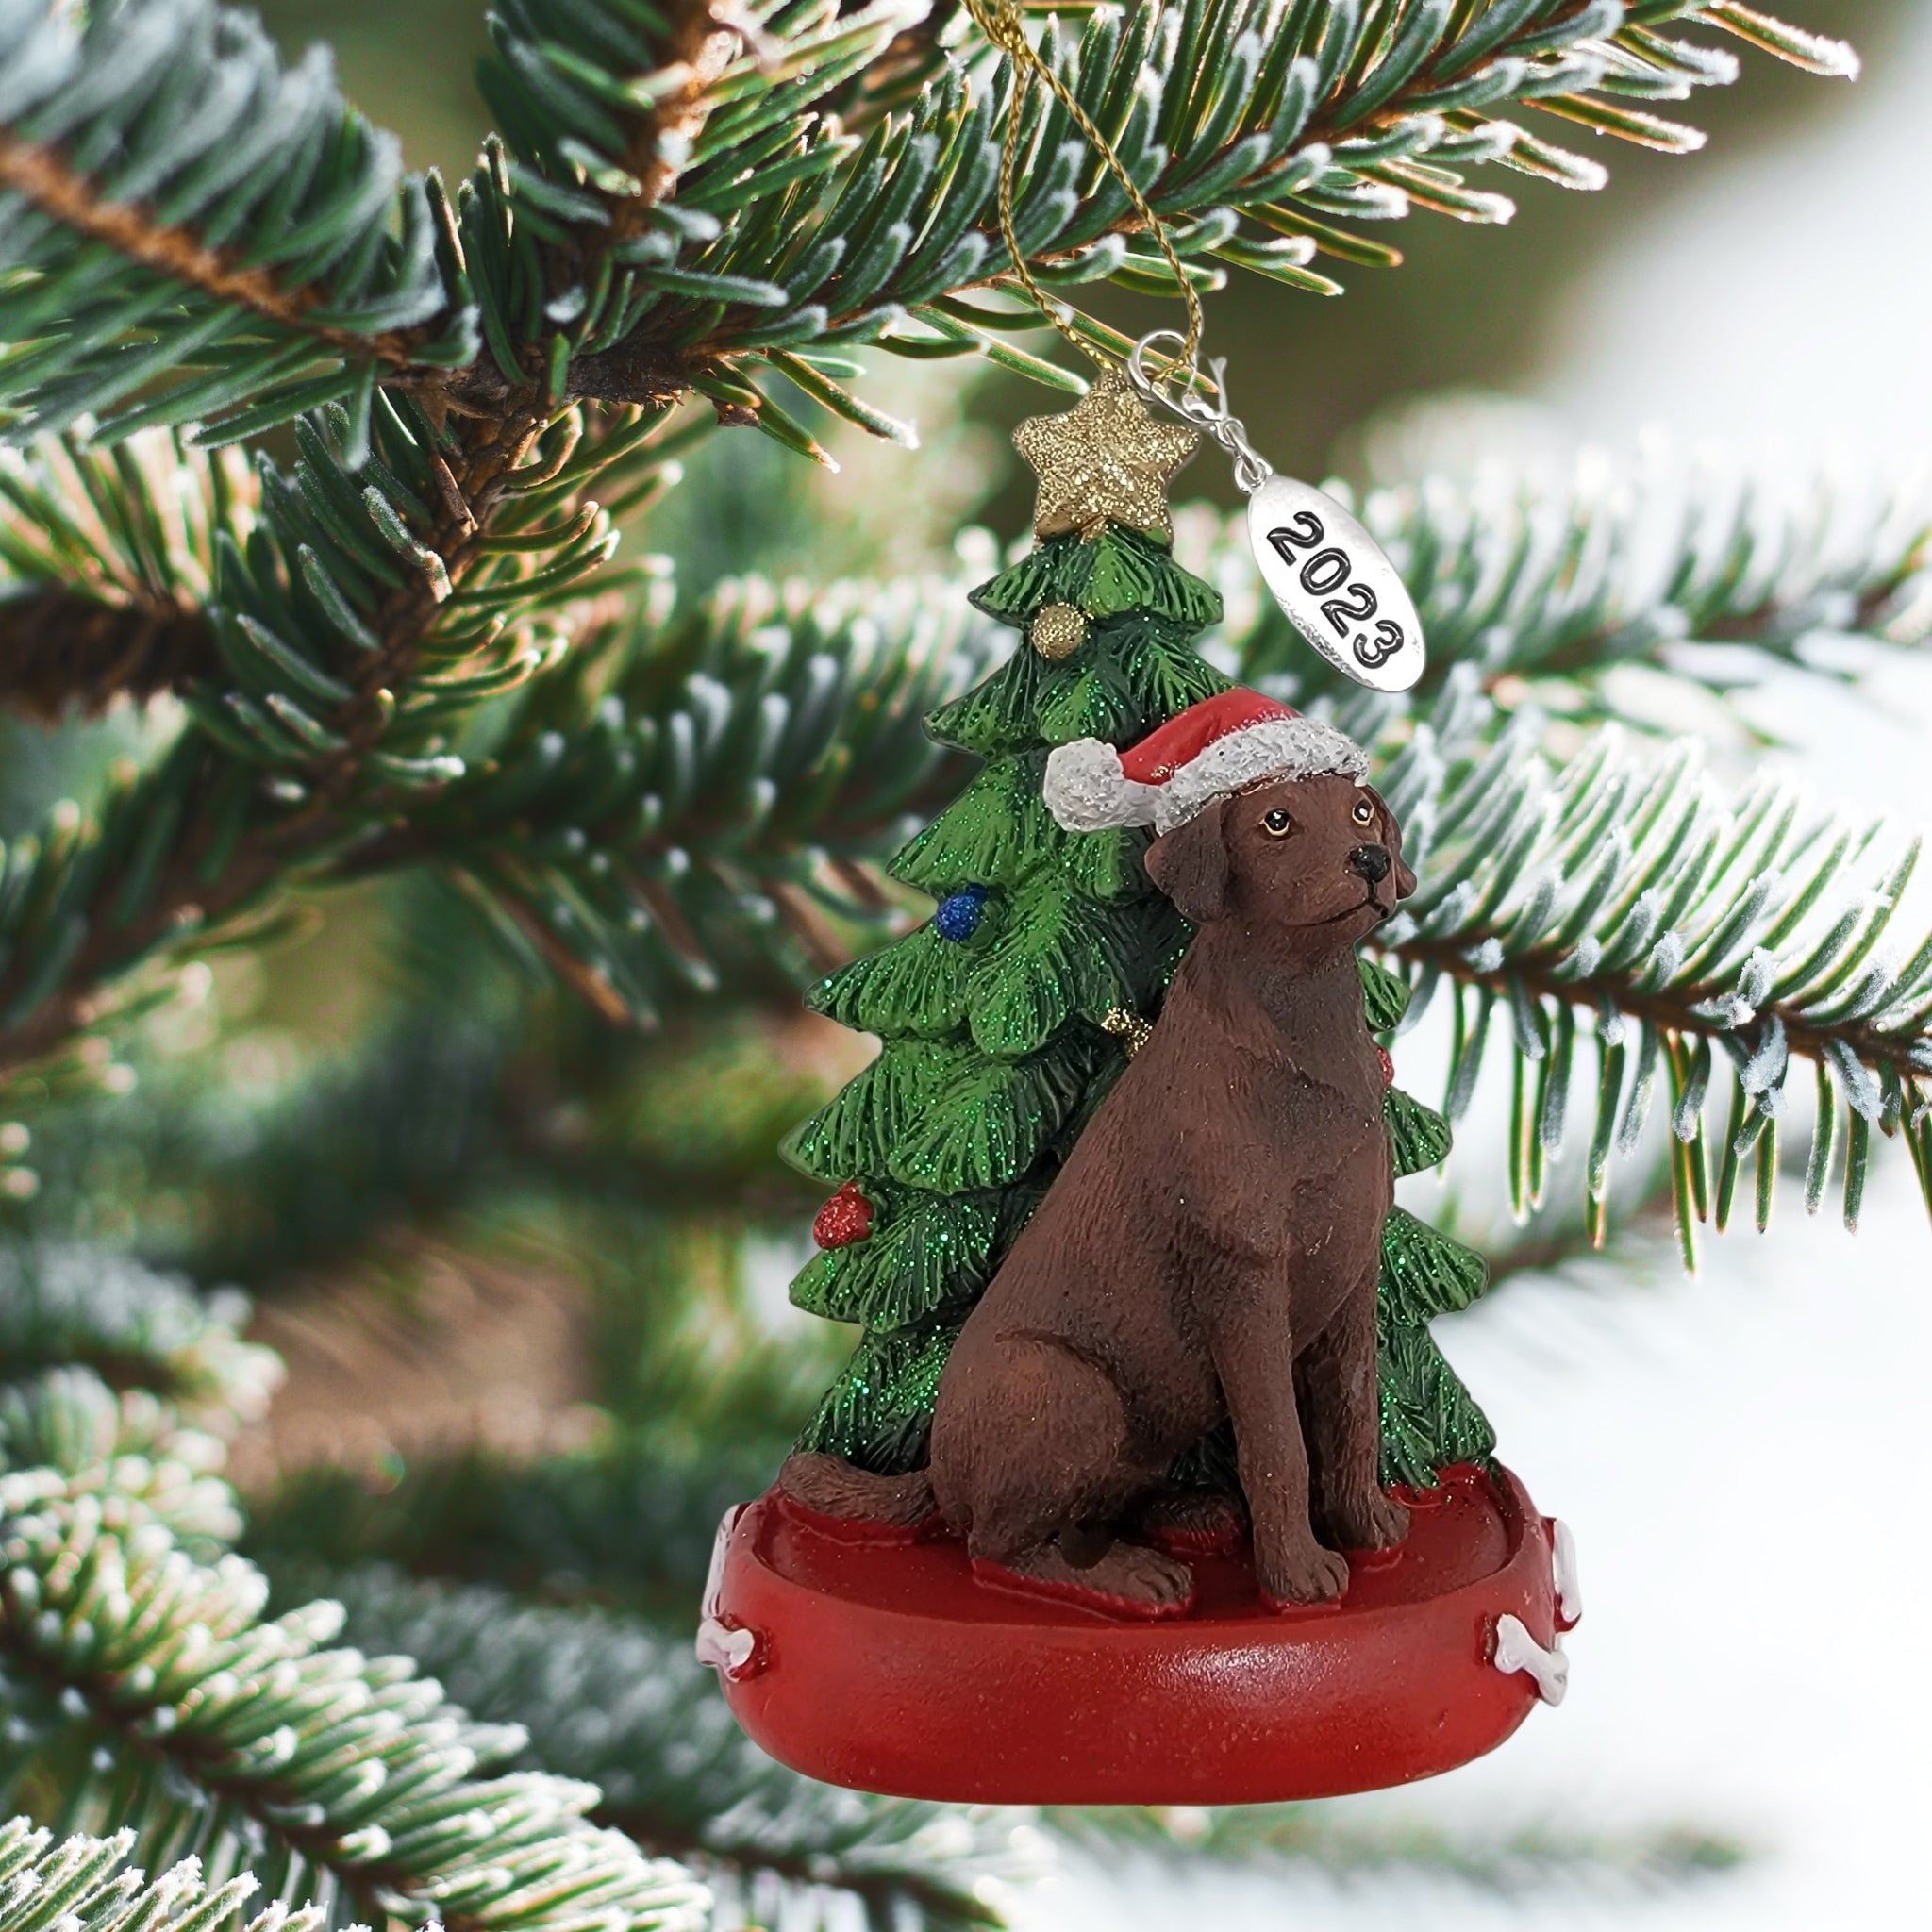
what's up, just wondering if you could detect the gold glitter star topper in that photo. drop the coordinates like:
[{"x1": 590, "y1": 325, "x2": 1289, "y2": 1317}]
[{"x1": 1012, "y1": 371, "x2": 1198, "y2": 542}]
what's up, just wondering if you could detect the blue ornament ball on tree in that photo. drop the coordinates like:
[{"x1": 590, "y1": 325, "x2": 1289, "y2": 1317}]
[{"x1": 933, "y1": 886, "x2": 991, "y2": 942}]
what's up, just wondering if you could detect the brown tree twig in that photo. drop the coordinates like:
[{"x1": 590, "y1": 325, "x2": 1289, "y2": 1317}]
[
  {"x1": 0, "y1": 1581, "x2": 638, "y2": 1932},
  {"x1": 0, "y1": 586, "x2": 219, "y2": 723},
  {"x1": 0, "y1": 133, "x2": 433, "y2": 369},
  {"x1": 1395, "y1": 936, "x2": 1924, "y2": 1109},
  {"x1": 617, "y1": 24, "x2": 743, "y2": 232}
]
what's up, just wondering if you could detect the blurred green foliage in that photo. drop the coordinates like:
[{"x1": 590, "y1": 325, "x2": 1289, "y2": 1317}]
[{"x1": 4, "y1": 2, "x2": 1917, "y2": 1923}]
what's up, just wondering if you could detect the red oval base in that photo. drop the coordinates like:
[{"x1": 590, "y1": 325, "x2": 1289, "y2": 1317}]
[{"x1": 706, "y1": 1463, "x2": 1570, "y2": 1804}]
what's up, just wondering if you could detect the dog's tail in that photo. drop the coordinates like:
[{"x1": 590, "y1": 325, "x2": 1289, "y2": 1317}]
[{"x1": 777, "y1": 1451, "x2": 936, "y2": 1527}]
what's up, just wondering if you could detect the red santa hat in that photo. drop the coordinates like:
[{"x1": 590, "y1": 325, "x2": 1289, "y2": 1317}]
[{"x1": 1042, "y1": 688, "x2": 1368, "y2": 837}]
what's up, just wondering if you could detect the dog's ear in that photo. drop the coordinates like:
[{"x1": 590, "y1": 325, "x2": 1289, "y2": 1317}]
[
  {"x1": 1365, "y1": 787, "x2": 1416, "y2": 898},
  {"x1": 1145, "y1": 799, "x2": 1231, "y2": 923}
]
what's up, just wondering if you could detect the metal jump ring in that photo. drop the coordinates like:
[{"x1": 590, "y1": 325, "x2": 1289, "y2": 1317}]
[
  {"x1": 1126, "y1": 329, "x2": 1274, "y2": 496},
  {"x1": 1125, "y1": 327, "x2": 1203, "y2": 412}
]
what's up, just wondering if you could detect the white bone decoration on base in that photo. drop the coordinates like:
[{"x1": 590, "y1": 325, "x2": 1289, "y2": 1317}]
[
  {"x1": 1491, "y1": 1514, "x2": 1580, "y2": 1705},
  {"x1": 1552, "y1": 1516, "x2": 1583, "y2": 1626},
  {"x1": 1492, "y1": 1613, "x2": 1570, "y2": 1706},
  {"x1": 694, "y1": 1504, "x2": 759, "y2": 1681}
]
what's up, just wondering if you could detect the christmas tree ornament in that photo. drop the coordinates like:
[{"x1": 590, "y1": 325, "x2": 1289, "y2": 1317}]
[
  {"x1": 1028, "y1": 602, "x2": 1086, "y2": 660},
  {"x1": 932, "y1": 885, "x2": 991, "y2": 942},
  {"x1": 810, "y1": 1183, "x2": 874, "y2": 1251},
  {"x1": 1099, "y1": 1006, "x2": 1155, "y2": 1058},
  {"x1": 701, "y1": 0, "x2": 1568, "y2": 1805}
]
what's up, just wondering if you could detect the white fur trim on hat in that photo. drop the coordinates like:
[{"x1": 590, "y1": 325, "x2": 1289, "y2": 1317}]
[
  {"x1": 1157, "y1": 716, "x2": 1368, "y2": 833},
  {"x1": 1042, "y1": 739, "x2": 1161, "y2": 832}
]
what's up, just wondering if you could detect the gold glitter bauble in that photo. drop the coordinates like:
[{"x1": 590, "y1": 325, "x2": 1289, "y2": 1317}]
[
  {"x1": 1012, "y1": 370, "x2": 1198, "y2": 541},
  {"x1": 1030, "y1": 602, "x2": 1087, "y2": 659},
  {"x1": 1101, "y1": 1007, "x2": 1156, "y2": 1058}
]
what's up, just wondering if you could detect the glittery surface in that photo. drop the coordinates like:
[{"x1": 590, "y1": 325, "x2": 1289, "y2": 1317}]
[
  {"x1": 934, "y1": 886, "x2": 991, "y2": 942},
  {"x1": 1029, "y1": 601, "x2": 1087, "y2": 660},
  {"x1": 812, "y1": 1182, "x2": 874, "y2": 1250},
  {"x1": 1013, "y1": 371, "x2": 1199, "y2": 541}
]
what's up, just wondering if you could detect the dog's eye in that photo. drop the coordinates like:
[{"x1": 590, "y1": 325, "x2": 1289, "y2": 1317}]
[
  {"x1": 1261, "y1": 808, "x2": 1293, "y2": 838},
  {"x1": 1351, "y1": 797, "x2": 1376, "y2": 826}
]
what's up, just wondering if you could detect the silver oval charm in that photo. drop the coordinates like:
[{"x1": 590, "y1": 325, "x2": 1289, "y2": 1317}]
[
  {"x1": 1246, "y1": 474, "x2": 1424, "y2": 693},
  {"x1": 1124, "y1": 330, "x2": 1426, "y2": 692}
]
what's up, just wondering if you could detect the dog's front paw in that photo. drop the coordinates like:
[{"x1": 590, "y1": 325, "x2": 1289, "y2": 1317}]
[
  {"x1": 1330, "y1": 1487, "x2": 1410, "y2": 1553},
  {"x1": 1257, "y1": 1541, "x2": 1351, "y2": 1607}
]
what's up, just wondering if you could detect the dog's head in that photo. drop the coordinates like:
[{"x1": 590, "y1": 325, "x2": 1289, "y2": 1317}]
[{"x1": 1143, "y1": 773, "x2": 1414, "y2": 953}]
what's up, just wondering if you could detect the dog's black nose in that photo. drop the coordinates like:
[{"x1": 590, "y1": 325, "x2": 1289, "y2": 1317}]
[{"x1": 1348, "y1": 843, "x2": 1392, "y2": 885}]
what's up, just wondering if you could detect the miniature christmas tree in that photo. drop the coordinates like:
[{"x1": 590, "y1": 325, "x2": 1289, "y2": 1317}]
[
  {"x1": 784, "y1": 375, "x2": 1224, "y2": 1472},
  {"x1": 785, "y1": 374, "x2": 1498, "y2": 1491},
  {"x1": 1360, "y1": 960, "x2": 1498, "y2": 1487}
]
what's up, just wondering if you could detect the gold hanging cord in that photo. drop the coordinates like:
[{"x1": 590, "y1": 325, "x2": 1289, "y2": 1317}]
[{"x1": 961, "y1": 0, "x2": 1204, "y2": 379}]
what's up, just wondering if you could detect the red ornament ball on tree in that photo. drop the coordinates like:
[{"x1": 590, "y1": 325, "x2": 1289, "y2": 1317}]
[
  {"x1": 812, "y1": 1183, "x2": 874, "y2": 1249},
  {"x1": 1377, "y1": 1044, "x2": 1395, "y2": 1086}
]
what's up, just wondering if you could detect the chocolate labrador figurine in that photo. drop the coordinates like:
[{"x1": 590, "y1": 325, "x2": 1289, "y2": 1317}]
[{"x1": 783, "y1": 699, "x2": 1417, "y2": 1616}]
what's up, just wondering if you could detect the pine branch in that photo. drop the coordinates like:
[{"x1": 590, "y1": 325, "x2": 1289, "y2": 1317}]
[
  {"x1": 1043, "y1": 1801, "x2": 1744, "y2": 1892},
  {"x1": 0, "y1": 131, "x2": 431, "y2": 367},
  {"x1": 1366, "y1": 671, "x2": 1932, "y2": 1257},
  {"x1": 340, "y1": 572, "x2": 999, "y2": 1024},
  {"x1": 0, "y1": 0, "x2": 1852, "y2": 466},
  {"x1": 0, "y1": 430, "x2": 250, "y2": 721},
  {"x1": 0, "y1": 1816, "x2": 327, "y2": 1932},
  {"x1": 0, "y1": 1480, "x2": 708, "y2": 1932},
  {"x1": 0, "y1": 0, "x2": 1861, "y2": 1080},
  {"x1": 513, "y1": 0, "x2": 1855, "y2": 426},
  {"x1": 450, "y1": 0, "x2": 1857, "y2": 444},
  {"x1": 457, "y1": 0, "x2": 932, "y2": 435},
  {"x1": 0, "y1": 396, "x2": 672, "y2": 1081},
  {"x1": 0, "y1": 2, "x2": 472, "y2": 446},
  {"x1": 323, "y1": 1568, "x2": 1008, "y2": 1932},
  {"x1": 0, "y1": 1365, "x2": 241, "y2": 1556},
  {"x1": 1216, "y1": 452, "x2": 1932, "y2": 715},
  {"x1": 0, "y1": 1242, "x2": 278, "y2": 1424}
]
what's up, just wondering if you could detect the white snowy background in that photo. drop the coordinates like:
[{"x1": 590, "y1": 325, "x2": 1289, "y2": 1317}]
[{"x1": 1013, "y1": 9, "x2": 1932, "y2": 1926}]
